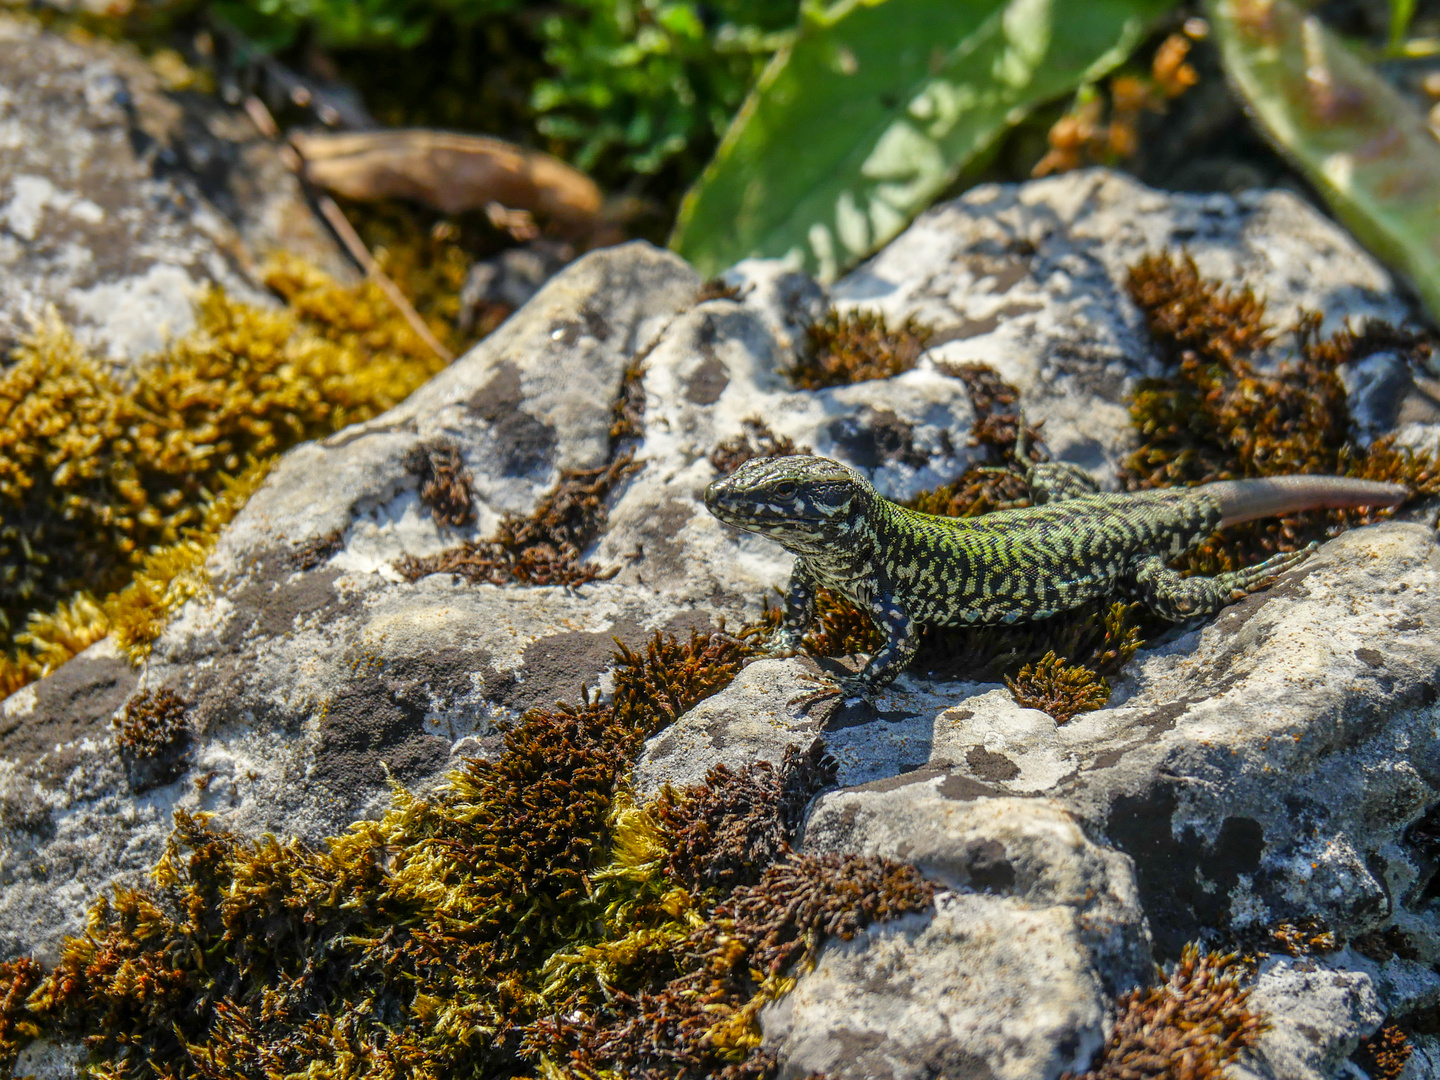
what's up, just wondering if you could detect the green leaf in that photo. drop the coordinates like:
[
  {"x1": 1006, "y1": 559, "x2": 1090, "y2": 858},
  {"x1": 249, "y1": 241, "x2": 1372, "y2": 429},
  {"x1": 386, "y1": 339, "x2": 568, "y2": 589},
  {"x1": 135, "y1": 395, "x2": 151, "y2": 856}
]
[
  {"x1": 670, "y1": 0, "x2": 1173, "y2": 281},
  {"x1": 1209, "y1": 0, "x2": 1440, "y2": 325},
  {"x1": 1389, "y1": 0, "x2": 1417, "y2": 55}
]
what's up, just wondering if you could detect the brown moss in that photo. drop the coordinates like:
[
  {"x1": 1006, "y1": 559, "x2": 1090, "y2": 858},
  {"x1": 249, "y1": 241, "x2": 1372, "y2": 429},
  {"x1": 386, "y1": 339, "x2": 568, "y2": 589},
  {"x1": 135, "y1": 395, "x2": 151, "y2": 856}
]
[
  {"x1": 1005, "y1": 651, "x2": 1112, "y2": 724},
  {"x1": 710, "y1": 418, "x2": 811, "y2": 477},
  {"x1": 918, "y1": 362, "x2": 1042, "y2": 516},
  {"x1": 697, "y1": 277, "x2": 744, "y2": 303},
  {"x1": 1355, "y1": 1025, "x2": 1413, "y2": 1080},
  {"x1": 403, "y1": 439, "x2": 475, "y2": 527},
  {"x1": 6, "y1": 618, "x2": 904, "y2": 1080},
  {"x1": 609, "y1": 359, "x2": 647, "y2": 442},
  {"x1": 114, "y1": 688, "x2": 190, "y2": 760},
  {"x1": 1268, "y1": 916, "x2": 1339, "y2": 957},
  {"x1": 0, "y1": 957, "x2": 42, "y2": 1078},
  {"x1": 655, "y1": 742, "x2": 836, "y2": 891},
  {"x1": 530, "y1": 853, "x2": 933, "y2": 1079},
  {"x1": 395, "y1": 451, "x2": 642, "y2": 587},
  {"x1": 289, "y1": 528, "x2": 346, "y2": 571},
  {"x1": 610, "y1": 623, "x2": 756, "y2": 733},
  {"x1": 1063, "y1": 944, "x2": 1268, "y2": 1080},
  {"x1": 790, "y1": 309, "x2": 933, "y2": 390},
  {"x1": 1124, "y1": 251, "x2": 1437, "y2": 575}
]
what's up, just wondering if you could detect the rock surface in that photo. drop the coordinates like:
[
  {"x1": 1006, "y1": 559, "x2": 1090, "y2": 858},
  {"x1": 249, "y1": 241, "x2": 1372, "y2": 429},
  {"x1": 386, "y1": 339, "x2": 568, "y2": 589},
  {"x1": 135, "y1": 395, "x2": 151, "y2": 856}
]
[
  {"x1": 0, "y1": 14, "x2": 347, "y2": 361},
  {"x1": 3, "y1": 167, "x2": 1439, "y2": 1079}
]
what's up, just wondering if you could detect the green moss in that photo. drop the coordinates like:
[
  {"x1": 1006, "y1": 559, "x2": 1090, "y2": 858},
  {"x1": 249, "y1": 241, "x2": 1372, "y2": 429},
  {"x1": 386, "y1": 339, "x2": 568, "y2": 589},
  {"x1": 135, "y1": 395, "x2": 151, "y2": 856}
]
[{"x1": 1005, "y1": 650, "x2": 1112, "y2": 724}]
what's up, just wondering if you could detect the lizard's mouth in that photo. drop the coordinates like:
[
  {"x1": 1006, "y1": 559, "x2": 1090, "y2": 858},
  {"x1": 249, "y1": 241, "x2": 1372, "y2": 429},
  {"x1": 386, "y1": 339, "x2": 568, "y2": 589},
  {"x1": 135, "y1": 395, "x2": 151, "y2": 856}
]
[{"x1": 703, "y1": 482, "x2": 824, "y2": 532}]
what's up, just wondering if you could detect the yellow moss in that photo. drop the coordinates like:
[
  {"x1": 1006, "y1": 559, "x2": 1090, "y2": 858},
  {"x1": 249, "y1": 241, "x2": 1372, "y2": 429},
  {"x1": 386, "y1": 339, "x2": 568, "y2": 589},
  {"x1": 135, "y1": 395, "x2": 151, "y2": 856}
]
[{"x1": 0, "y1": 257, "x2": 448, "y2": 690}]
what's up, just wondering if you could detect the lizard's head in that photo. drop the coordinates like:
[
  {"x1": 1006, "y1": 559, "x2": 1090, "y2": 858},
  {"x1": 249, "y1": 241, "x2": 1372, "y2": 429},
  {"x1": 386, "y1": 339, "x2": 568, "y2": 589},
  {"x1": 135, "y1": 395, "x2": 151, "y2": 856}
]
[{"x1": 704, "y1": 454, "x2": 873, "y2": 553}]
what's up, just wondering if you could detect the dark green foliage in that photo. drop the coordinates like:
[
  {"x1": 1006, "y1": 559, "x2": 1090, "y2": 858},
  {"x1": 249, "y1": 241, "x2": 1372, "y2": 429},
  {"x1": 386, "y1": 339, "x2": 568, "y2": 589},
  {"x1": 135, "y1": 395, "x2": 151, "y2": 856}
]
[{"x1": 1006, "y1": 650, "x2": 1112, "y2": 724}]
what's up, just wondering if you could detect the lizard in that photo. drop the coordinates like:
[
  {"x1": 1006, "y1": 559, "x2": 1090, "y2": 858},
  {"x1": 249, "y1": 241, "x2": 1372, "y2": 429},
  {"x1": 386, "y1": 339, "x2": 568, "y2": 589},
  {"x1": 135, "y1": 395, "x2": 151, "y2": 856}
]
[{"x1": 704, "y1": 450, "x2": 1408, "y2": 696}]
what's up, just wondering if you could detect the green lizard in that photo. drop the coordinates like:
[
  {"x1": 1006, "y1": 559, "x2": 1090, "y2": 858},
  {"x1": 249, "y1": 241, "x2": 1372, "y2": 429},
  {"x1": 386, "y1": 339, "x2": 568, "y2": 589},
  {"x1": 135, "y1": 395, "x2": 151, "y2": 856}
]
[{"x1": 704, "y1": 452, "x2": 1408, "y2": 695}]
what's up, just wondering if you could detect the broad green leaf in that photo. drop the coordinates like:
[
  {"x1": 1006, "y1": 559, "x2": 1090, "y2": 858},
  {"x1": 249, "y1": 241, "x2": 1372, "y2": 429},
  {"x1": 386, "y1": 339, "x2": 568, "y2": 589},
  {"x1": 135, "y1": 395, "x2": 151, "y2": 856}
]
[
  {"x1": 1210, "y1": 0, "x2": 1440, "y2": 325},
  {"x1": 670, "y1": 0, "x2": 1173, "y2": 281}
]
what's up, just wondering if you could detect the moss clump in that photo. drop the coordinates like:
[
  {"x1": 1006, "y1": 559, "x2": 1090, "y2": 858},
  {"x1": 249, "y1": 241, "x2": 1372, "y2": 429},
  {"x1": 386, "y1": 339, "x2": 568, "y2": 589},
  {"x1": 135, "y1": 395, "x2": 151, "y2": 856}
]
[
  {"x1": 1125, "y1": 251, "x2": 1437, "y2": 574},
  {"x1": 1268, "y1": 916, "x2": 1339, "y2": 957},
  {"x1": 404, "y1": 439, "x2": 476, "y2": 527},
  {"x1": 0, "y1": 255, "x2": 449, "y2": 691},
  {"x1": 609, "y1": 359, "x2": 648, "y2": 443},
  {"x1": 0, "y1": 957, "x2": 42, "y2": 1078},
  {"x1": 1355, "y1": 1025, "x2": 1413, "y2": 1080},
  {"x1": 396, "y1": 451, "x2": 643, "y2": 587},
  {"x1": 8, "y1": 623, "x2": 929, "y2": 1079},
  {"x1": 697, "y1": 277, "x2": 745, "y2": 303},
  {"x1": 915, "y1": 362, "x2": 1041, "y2": 517},
  {"x1": 790, "y1": 309, "x2": 933, "y2": 390},
  {"x1": 710, "y1": 418, "x2": 810, "y2": 477},
  {"x1": 114, "y1": 688, "x2": 190, "y2": 760},
  {"x1": 1005, "y1": 650, "x2": 1112, "y2": 724},
  {"x1": 1063, "y1": 944, "x2": 1268, "y2": 1080},
  {"x1": 654, "y1": 742, "x2": 836, "y2": 891}
]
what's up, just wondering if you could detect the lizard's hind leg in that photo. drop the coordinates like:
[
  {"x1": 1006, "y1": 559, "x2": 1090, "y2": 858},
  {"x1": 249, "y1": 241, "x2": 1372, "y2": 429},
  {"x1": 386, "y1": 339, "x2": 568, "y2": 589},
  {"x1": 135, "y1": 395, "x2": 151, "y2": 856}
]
[
  {"x1": 1013, "y1": 417, "x2": 1102, "y2": 504},
  {"x1": 1128, "y1": 544, "x2": 1318, "y2": 621}
]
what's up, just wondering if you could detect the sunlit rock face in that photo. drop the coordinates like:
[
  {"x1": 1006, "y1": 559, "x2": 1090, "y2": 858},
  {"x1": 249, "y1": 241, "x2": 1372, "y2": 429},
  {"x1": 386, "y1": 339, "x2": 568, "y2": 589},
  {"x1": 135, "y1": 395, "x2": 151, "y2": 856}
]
[{"x1": 4, "y1": 159, "x2": 1440, "y2": 1079}]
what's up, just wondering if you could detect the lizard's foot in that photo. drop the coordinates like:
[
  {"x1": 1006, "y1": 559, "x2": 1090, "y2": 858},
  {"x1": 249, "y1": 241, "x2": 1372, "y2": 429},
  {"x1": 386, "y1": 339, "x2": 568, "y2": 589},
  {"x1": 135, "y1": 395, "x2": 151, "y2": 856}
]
[
  {"x1": 1223, "y1": 541, "x2": 1319, "y2": 599},
  {"x1": 788, "y1": 668, "x2": 872, "y2": 710},
  {"x1": 763, "y1": 627, "x2": 801, "y2": 657}
]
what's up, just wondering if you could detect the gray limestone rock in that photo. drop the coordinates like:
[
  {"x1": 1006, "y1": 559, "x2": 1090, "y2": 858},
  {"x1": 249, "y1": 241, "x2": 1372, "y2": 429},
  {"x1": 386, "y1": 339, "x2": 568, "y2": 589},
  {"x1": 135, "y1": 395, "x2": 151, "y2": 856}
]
[
  {"x1": 2, "y1": 166, "x2": 1438, "y2": 1080},
  {"x1": 0, "y1": 15, "x2": 347, "y2": 362}
]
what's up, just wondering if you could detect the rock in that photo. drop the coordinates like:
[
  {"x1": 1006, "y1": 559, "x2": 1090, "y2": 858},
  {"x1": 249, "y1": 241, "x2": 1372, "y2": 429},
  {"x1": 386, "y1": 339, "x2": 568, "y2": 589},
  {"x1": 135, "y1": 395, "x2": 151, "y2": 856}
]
[
  {"x1": 1238, "y1": 958, "x2": 1383, "y2": 1080},
  {"x1": 0, "y1": 14, "x2": 347, "y2": 361},
  {"x1": 2, "y1": 167, "x2": 1438, "y2": 1078}
]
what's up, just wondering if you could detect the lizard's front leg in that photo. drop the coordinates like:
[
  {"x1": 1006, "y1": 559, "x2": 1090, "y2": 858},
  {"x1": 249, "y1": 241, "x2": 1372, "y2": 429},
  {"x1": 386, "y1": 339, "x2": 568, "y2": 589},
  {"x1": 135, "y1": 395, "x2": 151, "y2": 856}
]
[
  {"x1": 842, "y1": 595, "x2": 919, "y2": 697},
  {"x1": 767, "y1": 557, "x2": 817, "y2": 653}
]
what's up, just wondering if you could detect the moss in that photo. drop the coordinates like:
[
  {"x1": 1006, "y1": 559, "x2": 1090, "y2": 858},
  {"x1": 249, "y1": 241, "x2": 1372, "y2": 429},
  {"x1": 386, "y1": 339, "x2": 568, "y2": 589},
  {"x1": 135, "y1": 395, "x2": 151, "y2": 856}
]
[
  {"x1": 289, "y1": 528, "x2": 346, "y2": 572},
  {"x1": 1005, "y1": 651, "x2": 1112, "y2": 724},
  {"x1": 114, "y1": 688, "x2": 190, "y2": 760},
  {"x1": 916, "y1": 362, "x2": 1041, "y2": 517},
  {"x1": 1267, "y1": 916, "x2": 1339, "y2": 957},
  {"x1": 1124, "y1": 251, "x2": 1437, "y2": 575},
  {"x1": 404, "y1": 440, "x2": 476, "y2": 527},
  {"x1": 395, "y1": 451, "x2": 643, "y2": 586},
  {"x1": 0, "y1": 253, "x2": 450, "y2": 691},
  {"x1": 790, "y1": 309, "x2": 933, "y2": 390},
  {"x1": 1355, "y1": 1025, "x2": 1413, "y2": 1080},
  {"x1": 710, "y1": 418, "x2": 810, "y2": 478},
  {"x1": 0, "y1": 957, "x2": 42, "y2": 1078},
  {"x1": 8, "y1": 619, "x2": 922, "y2": 1080},
  {"x1": 654, "y1": 742, "x2": 836, "y2": 891},
  {"x1": 1063, "y1": 944, "x2": 1268, "y2": 1080},
  {"x1": 697, "y1": 277, "x2": 744, "y2": 303},
  {"x1": 609, "y1": 359, "x2": 647, "y2": 443}
]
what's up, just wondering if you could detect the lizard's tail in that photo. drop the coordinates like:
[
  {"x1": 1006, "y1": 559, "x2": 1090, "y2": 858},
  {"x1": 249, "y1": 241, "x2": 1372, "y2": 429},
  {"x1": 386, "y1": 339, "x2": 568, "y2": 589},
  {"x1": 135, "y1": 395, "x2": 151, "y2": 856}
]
[{"x1": 1208, "y1": 476, "x2": 1409, "y2": 527}]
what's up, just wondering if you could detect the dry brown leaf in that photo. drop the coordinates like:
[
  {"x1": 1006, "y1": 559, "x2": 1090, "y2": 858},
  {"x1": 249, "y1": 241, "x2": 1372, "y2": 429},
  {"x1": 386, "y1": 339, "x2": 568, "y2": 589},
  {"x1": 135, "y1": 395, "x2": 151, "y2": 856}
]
[{"x1": 291, "y1": 129, "x2": 604, "y2": 234}]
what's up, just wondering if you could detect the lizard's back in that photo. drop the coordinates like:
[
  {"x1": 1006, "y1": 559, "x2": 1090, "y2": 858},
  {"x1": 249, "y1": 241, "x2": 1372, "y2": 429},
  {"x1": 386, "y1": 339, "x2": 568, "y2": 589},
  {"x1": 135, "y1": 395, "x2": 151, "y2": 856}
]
[{"x1": 877, "y1": 489, "x2": 1217, "y2": 624}]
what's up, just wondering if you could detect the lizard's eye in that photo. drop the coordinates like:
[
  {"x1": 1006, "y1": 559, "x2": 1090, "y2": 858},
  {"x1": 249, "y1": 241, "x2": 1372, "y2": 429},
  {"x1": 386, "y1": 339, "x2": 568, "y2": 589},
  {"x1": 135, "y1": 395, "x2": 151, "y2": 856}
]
[{"x1": 773, "y1": 480, "x2": 798, "y2": 500}]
